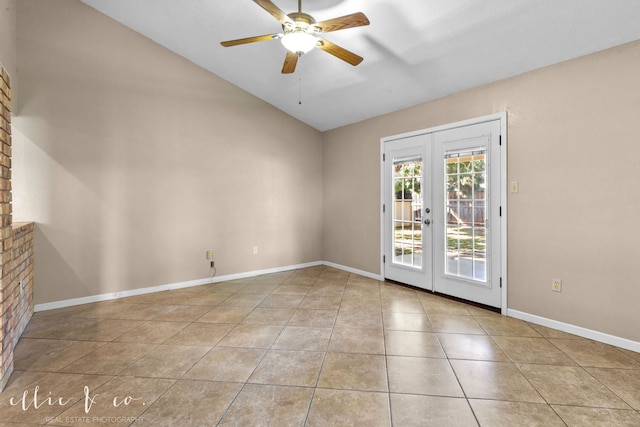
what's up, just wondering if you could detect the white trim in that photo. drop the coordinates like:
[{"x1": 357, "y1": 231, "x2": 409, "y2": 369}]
[
  {"x1": 380, "y1": 112, "x2": 508, "y2": 314},
  {"x1": 508, "y1": 309, "x2": 640, "y2": 353},
  {"x1": 34, "y1": 261, "x2": 323, "y2": 312},
  {"x1": 323, "y1": 261, "x2": 384, "y2": 281}
]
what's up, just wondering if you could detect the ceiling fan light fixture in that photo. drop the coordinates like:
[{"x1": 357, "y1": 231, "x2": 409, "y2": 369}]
[{"x1": 281, "y1": 29, "x2": 317, "y2": 54}]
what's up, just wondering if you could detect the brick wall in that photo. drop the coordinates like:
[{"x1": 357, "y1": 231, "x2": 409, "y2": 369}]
[{"x1": 0, "y1": 66, "x2": 34, "y2": 392}]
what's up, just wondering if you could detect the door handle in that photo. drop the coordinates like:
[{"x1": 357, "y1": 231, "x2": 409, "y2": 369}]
[{"x1": 424, "y1": 219, "x2": 431, "y2": 225}]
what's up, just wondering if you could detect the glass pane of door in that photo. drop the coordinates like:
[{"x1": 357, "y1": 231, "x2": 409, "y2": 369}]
[
  {"x1": 393, "y1": 157, "x2": 423, "y2": 268},
  {"x1": 444, "y1": 148, "x2": 487, "y2": 283}
]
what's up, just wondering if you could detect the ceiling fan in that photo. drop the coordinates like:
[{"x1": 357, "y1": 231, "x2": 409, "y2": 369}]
[{"x1": 221, "y1": 0, "x2": 370, "y2": 74}]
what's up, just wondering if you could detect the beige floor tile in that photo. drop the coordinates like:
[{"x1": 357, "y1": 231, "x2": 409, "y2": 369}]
[
  {"x1": 197, "y1": 306, "x2": 253, "y2": 323},
  {"x1": 183, "y1": 347, "x2": 266, "y2": 382},
  {"x1": 286, "y1": 309, "x2": 338, "y2": 328},
  {"x1": 317, "y1": 352, "x2": 388, "y2": 392},
  {"x1": 217, "y1": 324, "x2": 283, "y2": 348},
  {"x1": 73, "y1": 318, "x2": 147, "y2": 341},
  {"x1": 528, "y1": 323, "x2": 583, "y2": 339},
  {"x1": 346, "y1": 276, "x2": 379, "y2": 288},
  {"x1": 208, "y1": 282, "x2": 249, "y2": 293},
  {"x1": 420, "y1": 296, "x2": 472, "y2": 315},
  {"x1": 328, "y1": 328, "x2": 385, "y2": 354},
  {"x1": 390, "y1": 394, "x2": 478, "y2": 427},
  {"x1": 550, "y1": 338, "x2": 640, "y2": 369},
  {"x1": 51, "y1": 376, "x2": 175, "y2": 426},
  {"x1": 450, "y1": 360, "x2": 544, "y2": 402},
  {"x1": 383, "y1": 312, "x2": 432, "y2": 332},
  {"x1": 299, "y1": 295, "x2": 343, "y2": 310},
  {"x1": 218, "y1": 384, "x2": 313, "y2": 427},
  {"x1": 114, "y1": 321, "x2": 189, "y2": 344},
  {"x1": 82, "y1": 302, "x2": 171, "y2": 320},
  {"x1": 387, "y1": 356, "x2": 464, "y2": 397},
  {"x1": 385, "y1": 330, "x2": 446, "y2": 358},
  {"x1": 470, "y1": 399, "x2": 566, "y2": 426},
  {"x1": 119, "y1": 345, "x2": 211, "y2": 378},
  {"x1": 492, "y1": 336, "x2": 577, "y2": 365},
  {"x1": 248, "y1": 349, "x2": 324, "y2": 387},
  {"x1": 258, "y1": 294, "x2": 305, "y2": 308},
  {"x1": 271, "y1": 326, "x2": 332, "y2": 351},
  {"x1": 339, "y1": 295, "x2": 381, "y2": 310},
  {"x1": 381, "y1": 298, "x2": 426, "y2": 314},
  {"x1": 585, "y1": 367, "x2": 640, "y2": 410},
  {"x1": 518, "y1": 363, "x2": 631, "y2": 408},
  {"x1": 21, "y1": 316, "x2": 88, "y2": 340},
  {"x1": 13, "y1": 339, "x2": 106, "y2": 372},
  {"x1": 164, "y1": 322, "x2": 233, "y2": 346},
  {"x1": 150, "y1": 305, "x2": 212, "y2": 322},
  {"x1": 306, "y1": 388, "x2": 390, "y2": 427},
  {"x1": 475, "y1": 316, "x2": 542, "y2": 337},
  {"x1": 138, "y1": 379, "x2": 241, "y2": 426},
  {"x1": 9, "y1": 267, "x2": 640, "y2": 426},
  {"x1": 552, "y1": 406, "x2": 640, "y2": 427},
  {"x1": 380, "y1": 284, "x2": 419, "y2": 300},
  {"x1": 437, "y1": 333, "x2": 509, "y2": 361},
  {"x1": 237, "y1": 283, "x2": 281, "y2": 294},
  {"x1": 271, "y1": 284, "x2": 313, "y2": 295},
  {"x1": 342, "y1": 286, "x2": 379, "y2": 299},
  {"x1": 619, "y1": 348, "x2": 640, "y2": 364},
  {"x1": 335, "y1": 308, "x2": 383, "y2": 329},
  {"x1": 280, "y1": 276, "x2": 317, "y2": 287},
  {"x1": 181, "y1": 292, "x2": 230, "y2": 306},
  {"x1": 218, "y1": 293, "x2": 268, "y2": 308},
  {"x1": 240, "y1": 307, "x2": 295, "y2": 326},
  {"x1": 60, "y1": 342, "x2": 154, "y2": 375},
  {"x1": 428, "y1": 314, "x2": 486, "y2": 334},
  {"x1": 25, "y1": 318, "x2": 142, "y2": 342}
]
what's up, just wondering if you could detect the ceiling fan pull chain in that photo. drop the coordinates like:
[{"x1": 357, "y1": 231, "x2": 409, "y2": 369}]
[{"x1": 298, "y1": 76, "x2": 303, "y2": 105}]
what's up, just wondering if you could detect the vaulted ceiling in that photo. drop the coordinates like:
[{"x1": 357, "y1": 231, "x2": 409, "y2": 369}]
[{"x1": 80, "y1": 0, "x2": 640, "y2": 131}]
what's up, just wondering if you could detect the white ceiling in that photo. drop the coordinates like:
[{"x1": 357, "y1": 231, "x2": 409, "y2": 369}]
[{"x1": 80, "y1": 0, "x2": 640, "y2": 131}]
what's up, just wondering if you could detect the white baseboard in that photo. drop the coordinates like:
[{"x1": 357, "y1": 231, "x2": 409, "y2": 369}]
[
  {"x1": 508, "y1": 309, "x2": 640, "y2": 353},
  {"x1": 34, "y1": 260, "x2": 323, "y2": 312}
]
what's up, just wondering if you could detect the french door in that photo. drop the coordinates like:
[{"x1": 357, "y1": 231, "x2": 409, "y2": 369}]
[{"x1": 383, "y1": 117, "x2": 504, "y2": 309}]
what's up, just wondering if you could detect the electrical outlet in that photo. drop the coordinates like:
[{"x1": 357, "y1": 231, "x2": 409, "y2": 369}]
[
  {"x1": 206, "y1": 250, "x2": 213, "y2": 260},
  {"x1": 253, "y1": 246, "x2": 258, "y2": 255},
  {"x1": 552, "y1": 279, "x2": 562, "y2": 292}
]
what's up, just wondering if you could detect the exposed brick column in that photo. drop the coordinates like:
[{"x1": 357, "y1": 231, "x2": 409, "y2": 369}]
[
  {"x1": 0, "y1": 65, "x2": 14, "y2": 391},
  {"x1": 0, "y1": 64, "x2": 34, "y2": 393}
]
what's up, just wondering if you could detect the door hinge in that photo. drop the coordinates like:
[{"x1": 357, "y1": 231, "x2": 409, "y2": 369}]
[
  {"x1": 383, "y1": 255, "x2": 386, "y2": 263},
  {"x1": 383, "y1": 204, "x2": 386, "y2": 213},
  {"x1": 500, "y1": 277, "x2": 502, "y2": 288},
  {"x1": 499, "y1": 135, "x2": 502, "y2": 146},
  {"x1": 499, "y1": 206, "x2": 502, "y2": 217},
  {"x1": 383, "y1": 153, "x2": 386, "y2": 161}
]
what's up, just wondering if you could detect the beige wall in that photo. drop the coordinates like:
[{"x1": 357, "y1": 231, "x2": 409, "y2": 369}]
[
  {"x1": 11, "y1": 0, "x2": 323, "y2": 304},
  {"x1": 0, "y1": 0, "x2": 16, "y2": 86},
  {"x1": 323, "y1": 40, "x2": 640, "y2": 342}
]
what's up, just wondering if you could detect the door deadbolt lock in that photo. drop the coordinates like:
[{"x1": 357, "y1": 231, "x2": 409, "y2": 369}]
[{"x1": 425, "y1": 208, "x2": 431, "y2": 213}]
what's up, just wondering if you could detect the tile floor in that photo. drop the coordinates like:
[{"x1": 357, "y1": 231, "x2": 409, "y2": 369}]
[{"x1": 1, "y1": 266, "x2": 639, "y2": 426}]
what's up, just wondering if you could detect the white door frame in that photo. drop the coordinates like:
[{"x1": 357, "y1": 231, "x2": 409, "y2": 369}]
[{"x1": 380, "y1": 112, "x2": 508, "y2": 315}]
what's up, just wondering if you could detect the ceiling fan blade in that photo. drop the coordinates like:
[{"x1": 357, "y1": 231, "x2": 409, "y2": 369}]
[
  {"x1": 317, "y1": 38, "x2": 363, "y2": 66},
  {"x1": 282, "y1": 51, "x2": 299, "y2": 74},
  {"x1": 313, "y1": 12, "x2": 370, "y2": 33},
  {"x1": 253, "y1": 0, "x2": 293, "y2": 25},
  {"x1": 220, "y1": 33, "x2": 279, "y2": 47}
]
